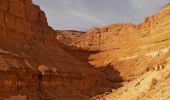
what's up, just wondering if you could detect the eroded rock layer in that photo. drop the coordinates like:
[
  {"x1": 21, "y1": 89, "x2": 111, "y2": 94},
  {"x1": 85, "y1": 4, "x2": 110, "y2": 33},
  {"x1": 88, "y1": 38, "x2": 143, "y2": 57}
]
[
  {"x1": 1, "y1": 0, "x2": 170, "y2": 100},
  {"x1": 58, "y1": 3, "x2": 170, "y2": 82},
  {"x1": 0, "y1": 0, "x2": 116, "y2": 99},
  {"x1": 40, "y1": 3, "x2": 170, "y2": 100},
  {"x1": 57, "y1": 3, "x2": 170, "y2": 100}
]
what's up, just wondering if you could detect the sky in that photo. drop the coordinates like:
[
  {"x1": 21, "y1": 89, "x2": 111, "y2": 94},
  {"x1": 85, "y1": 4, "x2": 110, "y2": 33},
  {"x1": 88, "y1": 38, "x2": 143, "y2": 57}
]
[{"x1": 32, "y1": 0, "x2": 170, "y2": 31}]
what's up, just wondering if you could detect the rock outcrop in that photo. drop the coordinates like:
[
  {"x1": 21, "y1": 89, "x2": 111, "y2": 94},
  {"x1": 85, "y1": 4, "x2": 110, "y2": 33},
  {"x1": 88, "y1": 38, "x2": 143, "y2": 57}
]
[
  {"x1": 0, "y1": 0, "x2": 56, "y2": 44},
  {"x1": 58, "y1": 3, "x2": 170, "y2": 100},
  {"x1": 1, "y1": 0, "x2": 170, "y2": 100},
  {"x1": 58, "y1": 3, "x2": 170, "y2": 82},
  {"x1": 0, "y1": 0, "x2": 118, "y2": 100}
]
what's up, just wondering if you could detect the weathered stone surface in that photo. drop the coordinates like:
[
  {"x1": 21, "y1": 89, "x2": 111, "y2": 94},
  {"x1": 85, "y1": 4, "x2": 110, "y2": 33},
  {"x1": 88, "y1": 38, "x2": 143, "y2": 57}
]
[
  {"x1": 57, "y1": 3, "x2": 170, "y2": 82},
  {"x1": 0, "y1": 12, "x2": 4, "y2": 26},
  {"x1": 0, "y1": 0, "x2": 54, "y2": 45},
  {"x1": 0, "y1": 0, "x2": 8, "y2": 12},
  {"x1": 0, "y1": 0, "x2": 116, "y2": 99},
  {"x1": 9, "y1": 0, "x2": 25, "y2": 19},
  {"x1": 1, "y1": 0, "x2": 170, "y2": 100}
]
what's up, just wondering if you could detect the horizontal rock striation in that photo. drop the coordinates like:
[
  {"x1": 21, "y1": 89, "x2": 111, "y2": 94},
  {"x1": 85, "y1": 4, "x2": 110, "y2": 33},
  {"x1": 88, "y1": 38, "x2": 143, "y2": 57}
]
[
  {"x1": 57, "y1": 4, "x2": 170, "y2": 82},
  {"x1": 1, "y1": 0, "x2": 170, "y2": 100},
  {"x1": 0, "y1": 0, "x2": 117, "y2": 99},
  {"x1": 60, "y1": 4, "x2": 170, "y2": 99}
]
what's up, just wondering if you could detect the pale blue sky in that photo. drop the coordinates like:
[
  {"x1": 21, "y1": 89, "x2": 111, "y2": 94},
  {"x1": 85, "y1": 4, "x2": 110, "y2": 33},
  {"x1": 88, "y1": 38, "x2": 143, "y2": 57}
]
[{"x1": 32, "y1": 0, "x2": 169, "y2": 31}]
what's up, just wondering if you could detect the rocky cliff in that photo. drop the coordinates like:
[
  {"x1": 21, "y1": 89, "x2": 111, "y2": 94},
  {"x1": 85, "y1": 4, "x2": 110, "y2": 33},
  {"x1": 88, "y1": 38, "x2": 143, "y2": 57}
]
[
  {"x1": 58, "y1": 3, "x2": 170, "y2": 81},
  {"x1": 0, "y1": 0, "x2": 117, "y2": 100},
  {"x1": 57, "y1": 3, "x2": 170, "y2": 100},
  {"x1": 1, "y1": 0, "x2": 170, "y2": 100}
]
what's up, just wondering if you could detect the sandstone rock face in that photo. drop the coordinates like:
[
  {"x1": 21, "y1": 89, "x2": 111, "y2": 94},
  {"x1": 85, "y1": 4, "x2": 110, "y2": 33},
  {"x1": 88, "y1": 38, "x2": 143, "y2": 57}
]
[
  {"x1": 57, "y1": 4, "x2": 170, "y2": 82},
  {"x1": 0, "y1": 0, "x2": 55, "y2": 45},
  {"x1": 56, "y1": 30, "x2": 84, "y2": 48},
  {"x1": 0, "y1": 0, "x2": 117, "y2": 100},
  {"x1": 57, "y1": 3, "x2": 170, "y2": 100},
  {"x1": 1, "y1": 0, "x2": 170, "y2": 100}
]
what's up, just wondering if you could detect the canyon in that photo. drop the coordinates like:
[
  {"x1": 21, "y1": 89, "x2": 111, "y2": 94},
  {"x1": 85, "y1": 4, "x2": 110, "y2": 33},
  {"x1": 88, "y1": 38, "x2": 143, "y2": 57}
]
[{"x1": 0, "y1": 0, "x2": 170, "y2": 100}]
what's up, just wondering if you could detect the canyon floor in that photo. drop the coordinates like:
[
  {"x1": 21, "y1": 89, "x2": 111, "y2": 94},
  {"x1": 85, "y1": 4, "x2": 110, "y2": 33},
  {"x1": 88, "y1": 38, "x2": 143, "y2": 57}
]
[{"x1": 0, "y1": 0, "x2": 170, "y2": 100}]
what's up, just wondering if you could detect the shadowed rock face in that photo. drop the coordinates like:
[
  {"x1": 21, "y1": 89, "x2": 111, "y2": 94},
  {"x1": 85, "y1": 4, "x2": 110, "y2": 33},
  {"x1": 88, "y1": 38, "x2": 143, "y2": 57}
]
[
  {"x1": 57, "y1": 3, "x2": 170, "y2": 100},
  {"x1": 58, "y1": 3, "x2": 170, "y2": 81},
  {"x1": 0, "y1": 0, "x2": 122, "y2": 100},
  {"x1": 1, "y1": 0, "x2": 170, "y2": 100}
]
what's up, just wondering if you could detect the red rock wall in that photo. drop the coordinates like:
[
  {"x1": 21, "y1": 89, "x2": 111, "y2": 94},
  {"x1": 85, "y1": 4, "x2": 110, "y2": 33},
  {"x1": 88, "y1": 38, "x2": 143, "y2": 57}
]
[
  {"x1": 0, "y1": 0, "x2": 55, "y2": 45},
  {"x1": 0, "y1": 0, "x2": 117, "y2": 99}
]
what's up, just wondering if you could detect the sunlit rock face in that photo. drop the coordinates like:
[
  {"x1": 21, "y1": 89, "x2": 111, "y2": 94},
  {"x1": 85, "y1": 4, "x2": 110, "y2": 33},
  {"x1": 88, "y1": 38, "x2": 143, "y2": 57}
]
[
  {"x1": 161, "y1": 3, "x2": 170, "y2": 12},
  {"x1": 58, "y1": 3, "x2": 170, "y2": 100},
  {"x1": 0, "y1": 0, "x2": 117, "y2": 99},
  {"x1": 1, "y1": 0, "x2": 170, "y2": 100},
  {"x1": 57, "y1": 2, "x2": 170, "y2": 82}
]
